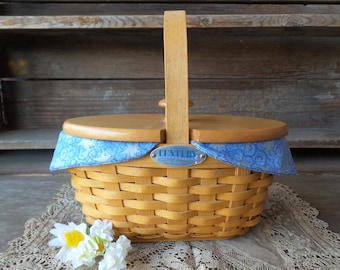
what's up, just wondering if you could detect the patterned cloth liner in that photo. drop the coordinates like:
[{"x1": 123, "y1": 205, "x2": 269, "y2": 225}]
[{"x1": 50, "y1": 131, "x2": 296, "y2": 175}]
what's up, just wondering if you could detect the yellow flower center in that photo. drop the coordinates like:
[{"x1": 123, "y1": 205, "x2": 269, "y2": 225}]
[
  {"x1": 64, "y1": 230, "x2": 84, "y2": 248},
  {"x1": 97, "y1": 240, "x2": 105, "y2": 253}
]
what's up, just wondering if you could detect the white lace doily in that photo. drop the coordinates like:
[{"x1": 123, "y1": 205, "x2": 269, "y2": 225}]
[{"x1": 1, "y1": 183, "x2": 339, "y2": 269}]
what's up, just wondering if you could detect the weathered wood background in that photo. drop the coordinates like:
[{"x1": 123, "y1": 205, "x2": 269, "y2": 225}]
[{"x1": 1, "y1": 1, "x2": 340, "y2": 148}]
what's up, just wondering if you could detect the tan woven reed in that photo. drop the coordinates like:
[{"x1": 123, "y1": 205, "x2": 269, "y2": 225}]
[
  {"x1": 69, "y1": 154, "x2": 272, "y2": 242},
  {"x1": 65, "y1": 11, "x2": 276, "y2": 242}
]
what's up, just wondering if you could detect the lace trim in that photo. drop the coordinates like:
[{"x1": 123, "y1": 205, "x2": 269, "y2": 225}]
[
  {"x1": 1, "y1": 183, "x2": 339, "y2": 269},
  {"x1": 262, "y1": 184, "x2": 340, "y2": 269}
]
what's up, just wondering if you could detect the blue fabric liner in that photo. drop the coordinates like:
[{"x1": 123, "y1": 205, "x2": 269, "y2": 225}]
[
  {"x1": 49, "y1": 131, "x2": 159, "y2": 171},
  {"x1": 50, "y1": 131, "x2": 296, "y2": 175},
  {"x1": 191, "y1": 139, "x2": 296, "y2": 176}
]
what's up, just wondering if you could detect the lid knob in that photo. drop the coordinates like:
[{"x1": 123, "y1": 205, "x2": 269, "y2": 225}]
[{"x1": 158, "y1": 98, "x2": 194, "y2": 109}]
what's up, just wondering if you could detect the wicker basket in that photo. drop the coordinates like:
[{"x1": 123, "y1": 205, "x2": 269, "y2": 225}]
[
  {"x1": 63, "y1": 11, "x2": 285, "y2": 242},
  {"x1": 70, "y1": 156, "x2": 272, "y2": 241}
]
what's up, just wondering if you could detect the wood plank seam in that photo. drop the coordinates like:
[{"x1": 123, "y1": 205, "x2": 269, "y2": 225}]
[{"x1": 1, "y1": 14, "x2": 340, "y2": 29}]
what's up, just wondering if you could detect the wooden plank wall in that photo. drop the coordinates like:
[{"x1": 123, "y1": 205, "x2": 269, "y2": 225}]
[{"x1": 1, "y1": 1, "x2": 340, "y2": 148}]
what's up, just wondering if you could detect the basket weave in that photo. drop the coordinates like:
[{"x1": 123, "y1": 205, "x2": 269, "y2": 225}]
[
  {"x1": 69, "y1": 155, "x2": 272, "y2": 241},
  {"x1": 65, "y1": 11, "x2": 277, "y2": 242}
]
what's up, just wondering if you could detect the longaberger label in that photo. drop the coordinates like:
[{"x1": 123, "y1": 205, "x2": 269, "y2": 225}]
[{"x1": 150, "y1": 145, "x2": 206, "y2": 167}]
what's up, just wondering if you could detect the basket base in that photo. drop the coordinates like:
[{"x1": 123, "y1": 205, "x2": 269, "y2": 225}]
[
  {"x1": 69, "y1": 157, "x2": 272, "y2": 242},
  {"x1": 84, "y1": 216, "x2": 252, "y2": 242}
]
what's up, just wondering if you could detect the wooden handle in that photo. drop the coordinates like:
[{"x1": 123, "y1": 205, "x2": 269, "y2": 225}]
[{"x1": 163, "y1": 10, "x2": 189, "y2": 144}]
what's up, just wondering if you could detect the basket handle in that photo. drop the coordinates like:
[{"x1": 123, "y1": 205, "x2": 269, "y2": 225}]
[{"x1": 163, "y1": 10, "x2": 189, "y2": 144}]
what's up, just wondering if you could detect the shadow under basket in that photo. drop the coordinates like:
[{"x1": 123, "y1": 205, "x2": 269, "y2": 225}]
[{"x1": 69, "y1": 155, "x2": 273, "y2": 242}]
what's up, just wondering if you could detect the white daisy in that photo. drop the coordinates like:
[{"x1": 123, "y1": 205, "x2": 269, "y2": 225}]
[
  {"x1": 48, "y1": 222, "x2": 88, "y2": 262},
  {"x1": 49, "y1": 220, "x2": 131, "y2": 269},
  {"x1": 98, "y1": 238, "x2": 131, "y2": 270},
  {"x1": 66, "y1": 235, "x2": 99, "y2": 268},
  {"x1": 90, "y1": 219, "x2": 114, "y2": 242},
  {"x1": 115, "y1": 235, "x2": 132, "y2": 257}
]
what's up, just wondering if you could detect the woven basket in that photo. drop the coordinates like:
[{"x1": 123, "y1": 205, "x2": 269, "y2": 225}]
[
  {"x1": 70, "y1": 156, "x2": 272, "y2": 241},
  {"x1": 64, "y1": 11, "x2": 283, "y2": 242}
]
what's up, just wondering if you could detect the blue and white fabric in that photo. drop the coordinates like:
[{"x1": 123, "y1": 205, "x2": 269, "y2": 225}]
[
  {"x1": 191, "y1": 139, "x2": 296, "y2": 176},
  {"x1": 50, "y1": 131, "x2": 296, "y2": 175},
  {"x1": 49, "y1": 131, "x2": 158, "y2": 171}
]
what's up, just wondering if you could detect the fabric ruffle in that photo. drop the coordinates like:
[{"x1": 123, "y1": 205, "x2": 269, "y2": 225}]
[
  {"x1": 191, "y1": 139, "x2": 296, "y2": 176},
  {"x1": 49, "y1": 131, "x2": 159, "y2": 171},
  {"x1": 50, "y1": 131, "x2": 296, "y2": 175}
]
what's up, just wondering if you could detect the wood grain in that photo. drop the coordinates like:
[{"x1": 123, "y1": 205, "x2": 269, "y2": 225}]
[
  {"x1": 1, "y1": 14, "x2": 340, "y2": 29},
  {"x1": 1, "y1": 3, "x2": 340, "y2": 149},
  {"x1": 2, "y1": 30, "x2": 340, "y2": 79},
  {"x1": 3, "y1": 79, "x2": 339, "y2": 131},
  {"x1": 3, "y1": 3, "x2": 340, "y2": 17},
  {"x1": 163, "y1": 11, "x2": 189, "y2": 144}
]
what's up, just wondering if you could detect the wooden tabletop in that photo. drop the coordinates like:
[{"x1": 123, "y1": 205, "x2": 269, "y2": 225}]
[{"x1": 63, "y1": 114, "x2": 287, "y2": 143}]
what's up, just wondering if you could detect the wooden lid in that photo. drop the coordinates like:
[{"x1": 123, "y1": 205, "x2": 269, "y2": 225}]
[
  {"x1": 63, "y1": 113, "x2": 287, "y2": 143},
  {"x1": 63, "y1": 114, "x2": 166, "y2": 143}
]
